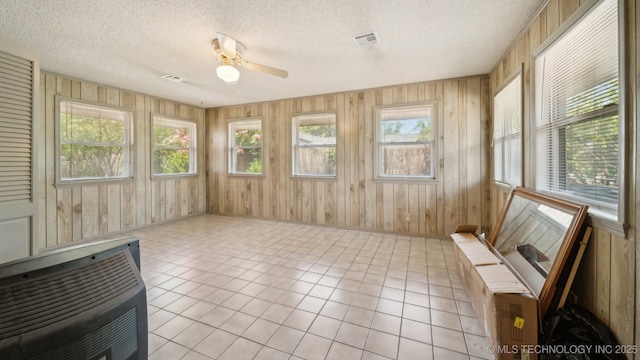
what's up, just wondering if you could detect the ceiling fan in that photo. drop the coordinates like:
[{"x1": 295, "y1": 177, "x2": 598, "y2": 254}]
[{"x1": 213, "y1": 33, "x2": 288, "y2": 84}]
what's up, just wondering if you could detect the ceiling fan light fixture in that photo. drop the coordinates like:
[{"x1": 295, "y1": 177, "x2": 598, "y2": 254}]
[{"x1": 216, "y1": 60, "x2": 240, "y2": 83}]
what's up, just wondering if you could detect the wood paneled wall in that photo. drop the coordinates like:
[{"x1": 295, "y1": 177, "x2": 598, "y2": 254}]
[
  {"x1": 489, "y1": 0, "x2": 637, "y2": 353},
  {"x1": 38, "y1": 73, "x2": 207, "y2": 249},
  {"x1": 207, "y1": 76, "x2": 491, "y2": 237}
]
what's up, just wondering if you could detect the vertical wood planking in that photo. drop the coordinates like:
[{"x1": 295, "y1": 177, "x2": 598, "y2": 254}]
[
  {"x1": 121, "y1": 182, "x2": 135, "y2": 228},
  {"x1": 107, "y1": 184, "x2": 121, "y2": 232},
  {"x1": 458, "y1": 81, "x2": 468, "y2": 225},
  {"x1": 57, "y1": 188, "x2": 72, "y2": 243},
  {"x1": 44, "y1": 74, "x2": 58, "y2": 246},
  {"x1": 443, "y1": 80, "x2": 459, "y2": 234},
  {"x1": 209, "y1": 76, "x2": 490, "y2": 238},
  {"x1": 71, "y1": 188, "x2": 82, "y2": 241},
  {"x1": 81, "y1": 186, "x2": 99, "y2": 238},
  {"x1": 40, "y1": 73, "x2": 206, "y2": 246},
  {"x1": 466, "y1": 78, "x2": 482, "y2": 227},
  {"x1": 608, "y1": 236, "x2": 634, "y2": 350}
]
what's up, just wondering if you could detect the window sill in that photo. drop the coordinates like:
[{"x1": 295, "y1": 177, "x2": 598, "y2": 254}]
[
  {"x1": 374, "y1": 176, "x2": 437, "y2": 184},
  {"x1": 291, "y1": 175, "x2": 337, "y2": 182},
  {"x1": 226, "y1": 173, "x2": 265, "y2": 179},
  {"x1": 151, "y1": 173, "x2": 199, "y2": 181},
  {"x1": 55, "y1": 177, "x2": 135, "y2": 188},
  {"x1": 585, "y1": 208, "x2": 628, "y2": 239}
]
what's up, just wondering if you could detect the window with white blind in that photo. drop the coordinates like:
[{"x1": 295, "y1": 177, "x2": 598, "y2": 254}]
[
  {"x1": 56, "y1": 98, "x2": 133, "y2": 183},
  {"x1": 493, "y1": 71, "x2": 522, "y2": 187},
  {"x1": 292, "y1": 113, "x2": 337, "y2": 177},
  {"x1": 152, "y1": 116, "x2": 197, "y2": 176},
  {"x1": 534, "y1": 0, "x2": 620, "y2": 215}
]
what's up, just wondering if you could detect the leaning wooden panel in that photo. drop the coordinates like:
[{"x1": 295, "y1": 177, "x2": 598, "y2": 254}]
[
  {"x1": 594, "y1": 228, "x2": 611, "y2": 325},
  {"x1": 573, "y1": 228, "x2": 597, "y2": 312}
]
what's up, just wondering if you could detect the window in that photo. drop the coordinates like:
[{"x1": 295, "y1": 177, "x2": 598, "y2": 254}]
[
  {"x1": 228, "y1": 118, "x2": 263, "y2": 175},
  {"x1": 292, "y1": 113, "x2": 337, "y2": 177},
  {"x1": 152, "y1": 115, "x2": 196, "y2": 176},
  {"x1": 493, "y1": 71, "x2": 522, "y2": 186},
  {"x1": 375, "y1": 104, "x2": 436, "y2": 179},
  {"x1": 534, "y1": 0, "x2": 620, "y2": 214},
  {"x1": 57, "y1": 98, "x2": 132, "y2": 182}
]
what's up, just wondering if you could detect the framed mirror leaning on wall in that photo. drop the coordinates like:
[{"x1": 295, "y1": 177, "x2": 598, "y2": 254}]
[{"x1": 489, "y1": 187, "x2": 589, "y2": 317}]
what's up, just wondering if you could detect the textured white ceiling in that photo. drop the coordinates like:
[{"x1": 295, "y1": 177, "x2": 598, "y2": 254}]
[{"x1": 0, "y1": 0, "x2": 544, "y2": 108}]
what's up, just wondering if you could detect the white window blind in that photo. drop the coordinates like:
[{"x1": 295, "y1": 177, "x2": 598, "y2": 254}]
[
  {"x1": 493, "y1": 73, "x2": 522, "y2": 186},
  {"x1": 535, "y1": 0, "x2": 619, "y2": 211}
]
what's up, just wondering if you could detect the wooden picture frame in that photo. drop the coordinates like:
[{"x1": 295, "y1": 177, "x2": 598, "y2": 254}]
[{"x1": 489, "y1": 187, "x2": 589, "y2": 317}]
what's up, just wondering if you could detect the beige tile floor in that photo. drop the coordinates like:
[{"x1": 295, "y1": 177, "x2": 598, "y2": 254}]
[{"x1": 118, "y1": 214, "x2": 494, "y2": 360}]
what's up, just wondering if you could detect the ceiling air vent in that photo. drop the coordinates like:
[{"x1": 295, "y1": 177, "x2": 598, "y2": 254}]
[
  {"x1": 162, "y1": 74, "x2": 185, "y2": 83},
  {"x1": 353, "y1": 32, "x2": 379, "y2": 47}
]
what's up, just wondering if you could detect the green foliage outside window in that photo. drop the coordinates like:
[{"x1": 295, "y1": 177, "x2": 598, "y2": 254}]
[
  {"x1": 562, "y1": 78, "x2": 619, "y2": 204},
  {"x1": 59, "y1": 112, "x2": 128, "y2": 179},
  {"x1": 153, "y1": 125, "x2": 192, "y2": 175},
  {"x1": 234, "y1": 128, "x2": 262, "y2": 173}
]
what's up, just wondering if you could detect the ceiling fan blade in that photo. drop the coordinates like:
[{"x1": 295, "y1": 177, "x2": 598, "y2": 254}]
[
  {"x1": 239, "y1": 61, "x2": 288, "y2": 78},
  {"x1": 217, "y1": 33, "x2": 237, "y2": 58}
]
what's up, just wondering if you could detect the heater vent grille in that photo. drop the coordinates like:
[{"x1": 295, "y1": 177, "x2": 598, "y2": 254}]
[
  {"x1": 162, "y1": 74, "x2": 185, "y2": 82},
  {"x1": 0, "y1": 251, "x2": 141, "y2": 339},
  {"x1": 353, "y1": 32, "x2": 379, "y2": 47}
]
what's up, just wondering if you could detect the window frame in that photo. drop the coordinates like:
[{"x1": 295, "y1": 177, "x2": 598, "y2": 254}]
[
  {"x1": 374, "y1": 102, "x2": 438, "y2": 181},
  {"x1": 151, "y1": 114, "x2": 197, "y2": 178},
  {"x1": 493, "y1": 66, "x2": 523, "y2": 189},
  {"x1": 291, "y1": 112, "x2": 338, "y2": 178},
  {"x1": 531, "y1": 0, "x2": 627, "y2": 237},
  {"x1": 55, "y1": 96, "x2": 134, "y2": 186},
  {"x1": 227, "y1": 117, "x2": 264, "y2": 176}
]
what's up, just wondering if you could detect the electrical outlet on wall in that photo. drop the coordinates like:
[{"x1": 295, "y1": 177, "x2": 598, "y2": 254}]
[{"x1": 101, "y1": 215, "x2": 108, "y2": 224}]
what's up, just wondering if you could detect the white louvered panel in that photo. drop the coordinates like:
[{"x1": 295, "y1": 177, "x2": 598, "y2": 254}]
[{"x1": 0, "y1": 49, "x2": 33, "y2": 205}]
